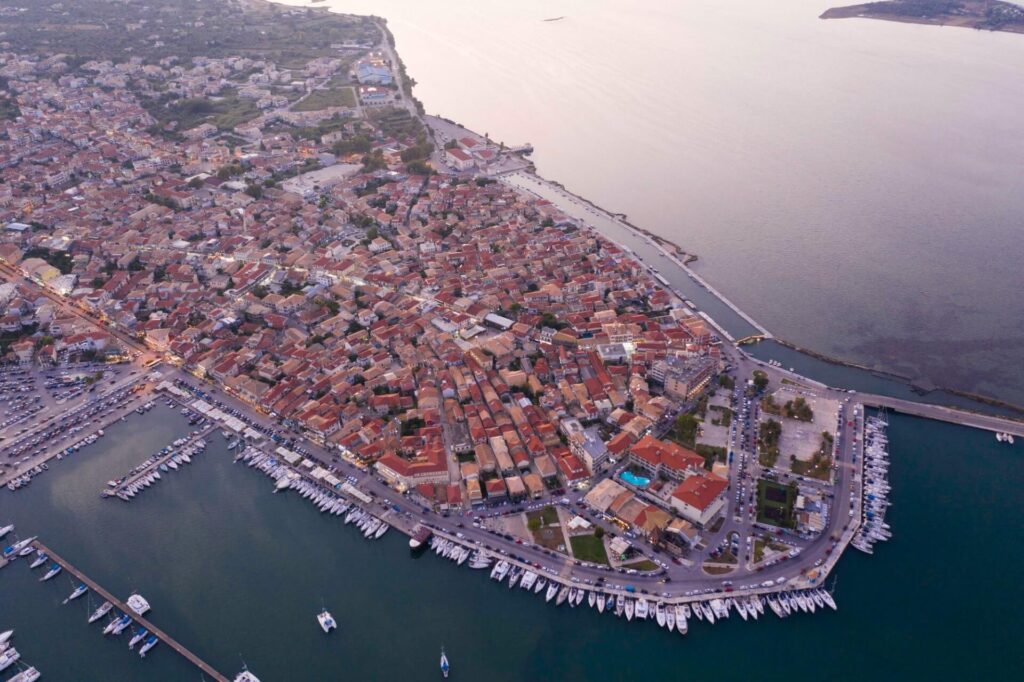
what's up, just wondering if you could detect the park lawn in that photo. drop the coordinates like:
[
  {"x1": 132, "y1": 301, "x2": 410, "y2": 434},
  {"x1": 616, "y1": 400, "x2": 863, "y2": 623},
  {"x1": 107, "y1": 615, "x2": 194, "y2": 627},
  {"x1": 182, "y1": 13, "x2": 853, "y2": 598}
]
[
  {"x1": 539, "y1": 505, "x2": 559, "y2": 525},
  {"x1": 291, "y1": 86, "x2": 356, "y2": 111},
  {"x1": 570, "y1": 534, "x2": 609, "y2": 565}
]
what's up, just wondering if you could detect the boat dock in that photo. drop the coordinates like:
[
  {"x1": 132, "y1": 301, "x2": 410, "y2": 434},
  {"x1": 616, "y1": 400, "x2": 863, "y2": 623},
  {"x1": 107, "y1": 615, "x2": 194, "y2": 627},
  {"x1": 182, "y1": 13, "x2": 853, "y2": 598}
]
[
  {"x1": 103, "y1": 425, "x2": 215, "y2": 499},
  {"x1": 30, "y1": 540, "x2": 230, "y2": 682}
]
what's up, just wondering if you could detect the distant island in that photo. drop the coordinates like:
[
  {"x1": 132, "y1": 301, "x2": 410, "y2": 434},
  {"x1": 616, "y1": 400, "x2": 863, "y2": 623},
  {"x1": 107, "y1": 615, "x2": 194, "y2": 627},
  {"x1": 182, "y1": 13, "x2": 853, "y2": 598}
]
[{"x1": 821, "y1": 0, "x2": 1024, "y2": 34}]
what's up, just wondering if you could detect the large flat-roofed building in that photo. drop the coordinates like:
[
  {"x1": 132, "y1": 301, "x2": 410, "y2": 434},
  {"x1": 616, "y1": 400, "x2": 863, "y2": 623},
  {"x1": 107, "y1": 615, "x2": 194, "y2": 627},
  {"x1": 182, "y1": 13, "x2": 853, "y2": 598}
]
[{"x1": 650, "y1": 355, "x2": 716, "y2": 402}]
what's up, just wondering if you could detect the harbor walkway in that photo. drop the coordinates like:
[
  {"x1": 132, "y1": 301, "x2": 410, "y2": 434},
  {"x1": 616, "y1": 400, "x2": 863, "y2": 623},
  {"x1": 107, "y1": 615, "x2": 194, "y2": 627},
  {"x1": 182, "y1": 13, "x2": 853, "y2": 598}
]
[
  {"x1": 861, "y1": 394, "x2": 1024, "y2": 437},
  {"x1": 30, "y1": 541, "x2": 230, "y2": 682}
]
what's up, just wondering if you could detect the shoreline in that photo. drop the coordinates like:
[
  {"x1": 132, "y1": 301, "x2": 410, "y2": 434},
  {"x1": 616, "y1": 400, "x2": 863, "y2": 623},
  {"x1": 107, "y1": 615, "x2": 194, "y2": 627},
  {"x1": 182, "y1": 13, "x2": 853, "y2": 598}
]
[{"x1": 820, "y1": 2, "x2": 1024, "y2": 35}]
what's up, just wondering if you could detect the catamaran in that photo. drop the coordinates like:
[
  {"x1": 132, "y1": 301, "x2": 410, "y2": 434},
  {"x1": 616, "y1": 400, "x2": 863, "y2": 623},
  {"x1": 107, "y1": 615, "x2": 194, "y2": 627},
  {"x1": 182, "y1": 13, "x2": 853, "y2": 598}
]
[
  {"x1": 127, "y1": 594, "x2": 151, "y2": 616},
  {"x1": 6, "y1": 665, "x2": 40, "y2": 682},
  {"x1": 0, "y1": 648, "x2": 21, "y2": 673},
  {"x1": 317, "y1": 608, "x2": 337, "y2": 633}
]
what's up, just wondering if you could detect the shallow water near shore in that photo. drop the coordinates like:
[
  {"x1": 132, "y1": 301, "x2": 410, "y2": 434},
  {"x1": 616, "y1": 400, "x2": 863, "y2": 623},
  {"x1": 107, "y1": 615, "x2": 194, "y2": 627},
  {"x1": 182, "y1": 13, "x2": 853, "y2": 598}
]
[{"x1": 2, "y1": 404, "x2": 1022, "y2": 680}]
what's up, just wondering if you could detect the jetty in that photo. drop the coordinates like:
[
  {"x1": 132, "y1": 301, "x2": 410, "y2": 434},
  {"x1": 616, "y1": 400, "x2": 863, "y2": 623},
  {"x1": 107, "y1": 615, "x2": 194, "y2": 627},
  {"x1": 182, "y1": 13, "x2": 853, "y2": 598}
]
[
  {"x1": 861, "y1": 394, "x2": 1024, "y2": 438},
  {"x1": 30, "y1": 540, "x2": 230, "y2": 682}
]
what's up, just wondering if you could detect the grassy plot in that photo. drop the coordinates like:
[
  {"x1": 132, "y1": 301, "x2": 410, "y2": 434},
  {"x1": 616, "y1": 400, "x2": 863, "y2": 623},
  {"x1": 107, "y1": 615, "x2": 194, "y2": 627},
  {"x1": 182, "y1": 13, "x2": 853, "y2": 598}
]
[
  {"x1": 291, "y1": 87, "x2": 357, "y2": 111},
  {"x1": 570, "y1": 534, "x2": 609, "y2": 565}
]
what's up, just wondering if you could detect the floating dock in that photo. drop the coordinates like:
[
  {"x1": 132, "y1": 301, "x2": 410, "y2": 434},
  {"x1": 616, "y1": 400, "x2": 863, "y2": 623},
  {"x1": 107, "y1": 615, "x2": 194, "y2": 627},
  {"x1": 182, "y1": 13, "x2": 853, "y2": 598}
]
[{"x1": 31, "y1": 541, "x2": 230, "y2": 682}]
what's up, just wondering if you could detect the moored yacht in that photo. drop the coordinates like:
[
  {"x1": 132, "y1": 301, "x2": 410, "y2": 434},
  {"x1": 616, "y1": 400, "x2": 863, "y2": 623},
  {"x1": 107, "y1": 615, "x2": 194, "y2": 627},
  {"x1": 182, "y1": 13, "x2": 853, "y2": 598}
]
[
  {"x1": 129, "y1": 628, "x2": 149, "y2": 650},
  {"x1": 65, "y1": 583, "x2": 88, "y2": 603},
  {"x1": 40, "y1": 563, "x2": 61, "y2": 581},
  {"x1": 138, "y1": 634, "x2": 159, "y2": 657},
  {"x1": 29, "y1": 552, "x2": 48, "y2": 570},
  {"x1": 675, "y1": 604, "x2": 688, "y2": 634},
  {"x1": 88, "y1": 601, "x2": 113, "y2": 624}
]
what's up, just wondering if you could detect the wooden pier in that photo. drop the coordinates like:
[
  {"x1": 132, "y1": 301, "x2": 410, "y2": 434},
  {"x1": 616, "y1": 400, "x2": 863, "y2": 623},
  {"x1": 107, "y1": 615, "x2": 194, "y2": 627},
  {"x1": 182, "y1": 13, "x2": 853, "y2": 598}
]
[{"x1": 31, "y1": 540, "x2": 230, "y2": 682}]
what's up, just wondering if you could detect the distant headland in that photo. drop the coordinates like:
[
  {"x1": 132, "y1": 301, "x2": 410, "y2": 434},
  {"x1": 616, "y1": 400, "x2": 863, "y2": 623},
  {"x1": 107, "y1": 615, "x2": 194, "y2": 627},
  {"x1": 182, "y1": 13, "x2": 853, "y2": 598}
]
[{"x1": 821, "y1": 0, "x2": 1024, "y2": 35}]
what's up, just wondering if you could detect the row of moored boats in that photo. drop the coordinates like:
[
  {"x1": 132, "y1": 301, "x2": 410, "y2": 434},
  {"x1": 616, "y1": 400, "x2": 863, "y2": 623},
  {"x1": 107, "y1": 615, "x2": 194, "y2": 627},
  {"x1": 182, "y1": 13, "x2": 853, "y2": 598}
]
[
  {"x1": 237, "y1": 446, "x2": 389, "y2": 541},
  {"x1": 102, "y1": 436, "x2": 208, "y2": 501},
  {"x1": 853, "y1": 415, "x2": 891, "y2": 555},
  {"x1": 486, "y1": 555, "x2": 836, "y2": 633}
]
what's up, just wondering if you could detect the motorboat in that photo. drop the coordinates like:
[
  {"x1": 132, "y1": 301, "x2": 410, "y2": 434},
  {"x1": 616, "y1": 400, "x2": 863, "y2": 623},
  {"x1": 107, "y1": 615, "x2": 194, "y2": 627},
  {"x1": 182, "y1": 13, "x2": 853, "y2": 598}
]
[
  {"x1": 675, "y1": 604, "x2": 688, "y2": 634},
  {"x1": 0, "y1": 525, "x2": 13, "y2": 540},
  {"x1": 440, "y1": 647, "x2": 450, "y2": 679}
]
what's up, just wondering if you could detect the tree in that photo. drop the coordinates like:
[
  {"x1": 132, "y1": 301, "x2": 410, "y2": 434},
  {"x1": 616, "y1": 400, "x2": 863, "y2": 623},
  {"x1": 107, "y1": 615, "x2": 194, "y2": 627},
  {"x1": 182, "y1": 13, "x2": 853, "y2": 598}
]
[
  {"x1": 594, "y1": 526, "x2": 605, "y2": 540},
  {"x1": 527, "y1": 517, "x2": 541, "y2": 532},
  {"x1": 752, "y1": 370, "x2": 769, "y2": 392},
  {"x1": 674, "y1": 413, "x2": 700, "y2": 446}
]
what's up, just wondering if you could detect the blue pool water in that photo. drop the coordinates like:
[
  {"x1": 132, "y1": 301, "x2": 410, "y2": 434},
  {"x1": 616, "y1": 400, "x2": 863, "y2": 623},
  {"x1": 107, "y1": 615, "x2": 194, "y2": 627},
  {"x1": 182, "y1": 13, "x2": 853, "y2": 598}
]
[{"x1": 620, "y1": 471, "x2": 651, "y2": 488}]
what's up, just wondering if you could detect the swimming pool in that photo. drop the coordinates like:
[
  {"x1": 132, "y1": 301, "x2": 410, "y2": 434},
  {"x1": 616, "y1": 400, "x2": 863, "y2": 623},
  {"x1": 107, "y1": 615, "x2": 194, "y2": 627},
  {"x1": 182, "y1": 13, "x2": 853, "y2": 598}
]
[{"x1": 620, "y1": 471, "x2": 651, "y2": 488}]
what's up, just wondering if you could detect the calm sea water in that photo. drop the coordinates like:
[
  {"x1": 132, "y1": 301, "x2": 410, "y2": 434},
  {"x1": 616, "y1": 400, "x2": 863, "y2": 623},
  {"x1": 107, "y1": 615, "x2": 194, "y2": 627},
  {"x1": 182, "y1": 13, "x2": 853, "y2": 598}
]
[
  {"x1": 2, "y1": 401, "x2": 1023, "y2": 680},
  {"x1": 291, "y1": 0, "x2": 1024, "y2": 404}
]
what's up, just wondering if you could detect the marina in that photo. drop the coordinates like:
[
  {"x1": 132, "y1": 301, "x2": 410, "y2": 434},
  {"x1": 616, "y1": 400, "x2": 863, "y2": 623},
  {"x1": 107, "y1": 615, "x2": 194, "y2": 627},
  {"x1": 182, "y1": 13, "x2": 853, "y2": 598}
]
[{"x1": 0, "y1": 404, "x2": 1021, "y2": 679}]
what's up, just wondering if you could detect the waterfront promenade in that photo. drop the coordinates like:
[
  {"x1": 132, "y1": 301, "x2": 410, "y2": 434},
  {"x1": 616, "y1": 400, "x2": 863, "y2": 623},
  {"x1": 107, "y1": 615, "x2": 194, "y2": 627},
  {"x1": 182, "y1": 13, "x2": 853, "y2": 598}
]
[{"x1": 30, "y1": 540, "x2": 230, "y2": 682}]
